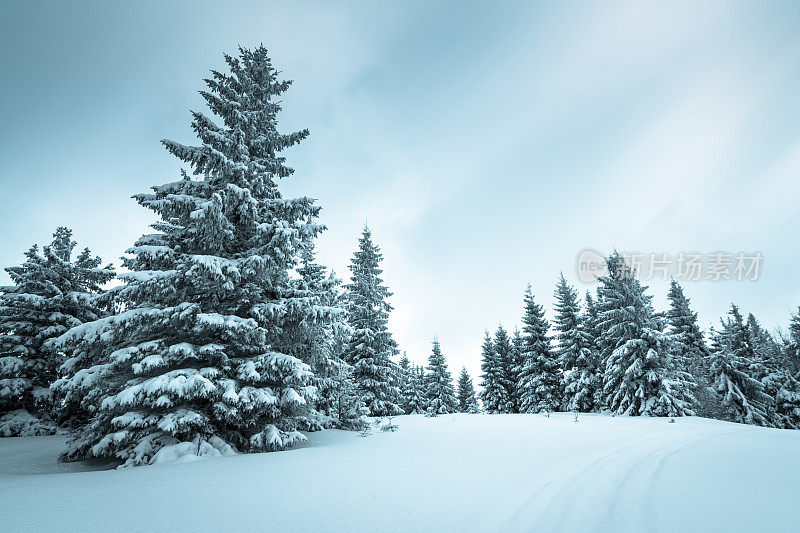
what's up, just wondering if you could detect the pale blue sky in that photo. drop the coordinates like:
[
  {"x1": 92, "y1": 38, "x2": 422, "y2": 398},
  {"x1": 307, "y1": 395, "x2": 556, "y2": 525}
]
[{"x1": 2, "y1": 1, "x2": 800, "y2": 379}]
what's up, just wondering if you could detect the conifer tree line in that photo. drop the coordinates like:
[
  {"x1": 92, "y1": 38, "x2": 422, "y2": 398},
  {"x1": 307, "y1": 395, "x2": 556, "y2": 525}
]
[{"x1": 478, "y1": 252, "x2": 800, "y2": 429}]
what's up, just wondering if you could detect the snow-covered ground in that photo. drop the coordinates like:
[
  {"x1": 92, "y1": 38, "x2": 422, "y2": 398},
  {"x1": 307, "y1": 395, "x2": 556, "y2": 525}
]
[{"x1": 1, "y1": 413, "x2": 798, "y2": 532}]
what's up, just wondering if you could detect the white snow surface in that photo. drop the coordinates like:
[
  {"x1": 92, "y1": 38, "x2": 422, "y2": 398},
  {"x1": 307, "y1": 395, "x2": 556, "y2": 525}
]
[{"x1": 1, "y1": 413, "x2": 798, "y2": 532}]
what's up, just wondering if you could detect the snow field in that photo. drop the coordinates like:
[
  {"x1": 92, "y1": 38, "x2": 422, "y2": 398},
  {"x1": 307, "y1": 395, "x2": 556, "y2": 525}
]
[{"x1": 1, "y1": 413, "x2": 798, "y2": 532}]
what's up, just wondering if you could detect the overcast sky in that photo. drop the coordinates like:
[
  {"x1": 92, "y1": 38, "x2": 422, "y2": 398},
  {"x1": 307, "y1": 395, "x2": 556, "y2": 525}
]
[{"x1": 2, "y1": 0, "x2": 800, "y2": 380}]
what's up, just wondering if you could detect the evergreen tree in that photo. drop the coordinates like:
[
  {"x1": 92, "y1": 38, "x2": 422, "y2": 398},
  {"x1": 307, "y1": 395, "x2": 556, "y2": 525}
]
[
  {"x1": 290, "y1": 250, "x2": 352, "y2": 428},
  {"x1": 784, "y1": 307, "x2": 800, "y2": 374},
  {"x1": 397, "y1": 353, "x2": 426, "y2": 415},
  {"x1": 666, "y1": 280, "x2": 710, "y2": 379},
  {"x1": 52, "y1": 47, "x2": 336, "y2": 466},
  {"x1": 709, "y1": 305, "x2": 772, "y2": 426},
  {"x1": 774, "y1": 371, "x2": 800, "y2": 429},
  {"x1": 0, "y1": 228, "x2": 113, "y2": 436},
  {"x1": 397, "y1": 352, "x2": 412, "y2": 413},
  {"x1": 321, "y1": 302, "x2": 368, "y2": 430},
  {"x1": 583, "y1": 290, "x2": 605, "y2": 410},
  {"x1": 597, "y1": 253, "x2": 694, "y2": 417},
  {"x1": 518, "y1": 286, "x2": 561, "y2": 414},
  {"x1": 553, "y1": 274, "x2": 598, "y2": 413},
  {"x1": 493, "y1": 325, "x2": 516, "y2": 413},
  {"x1": 405, "y1": 365, "x2": 427, "y2": 414},
  {"x1": 425, "y1": 338, "x2": 457, "y2": 415},
  {"x1": 342, "y1": 226, "x2": 402, "y2": 416},
  {"x1": 583, "y1": 291, "x2": 601, "y2": 346},
  {"x1": 329, "y1": 363, "x2": 369, "y2": 431},
  {"x1": 745, "y1": 313, "x2": 784, "y2": 411},
  {"x1": 775, "y1": 308, "x2": 800, "y2": 429},
  {"x1": 456, "y1": 367, "x2": 478, "y2": 413},
  {"x1": 398, "y1": 352, "x2": 411, "y2": 375},
  {"x1": 553, "y1": 274, "x2": 581, "y2": 373},
  {"x1": 508, "y1": 328, "x2": 524, "y2": 412},
  {"x1": 479, "y1": 331, "x2": 506, "y2": 413}
]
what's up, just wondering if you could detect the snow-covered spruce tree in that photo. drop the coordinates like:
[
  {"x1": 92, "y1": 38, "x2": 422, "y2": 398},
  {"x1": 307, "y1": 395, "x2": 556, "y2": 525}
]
[
  {"x1": 597, "y1": 253, "x2": 694, "y2": 417},
  {"x1": 288, "y1": 249, "x2": 354, "y2": 428},
  {"x1": 400, "y1": 361, "x2": 424, "y2": 415},
  {"x1": 553, "y1": 274, "x2": 581, "y2": 373},
  {"x1": 553, "y1": 274, "x2": 598, "y2": 413},
  {"x1": 518, "y1": 286, "x2": 561, "y2": 414},
  {"x1": 709, "y1": 305, "x2": 772, "y2": 426},
  {"x1": 0, "y1": 228, "x2": 114, "y2": 436},
  {"x1": 388, "y1": 358, "x2": 406, "y2": 413},
  {"x1": 479, "y1": 330, "x2": 506, "y2": 413},
  {"x1": 583, "y1": 291, "x2": 601, "y2": 344},
  {"x1": 774, "y1": 308, "x2": 800, "y2": 429},
  {"x1": 397, "y1": 352, "x2": 412, "y2": 413},
  {"x1": 51, "y1": 47, "x2": 340, "y2": 466},
  {"x1": 456, "y1": 367, "x2": 478, "y2": 413},
  {"x1": 325, "y1": 306, "x2": 368, "y2": 430},
  {"x1": 425, "y1": 338, "x2": 457, "y2": 416},
  {"x1": 745, "y1": 313, "x2": 784, "y2": 412},
  {"x1": 784, "y1": 307, "x2": 800, "y2": 374},
  {"x1": 666, "y1": 280, "x2": 710, "y2": 380},
  {"x1": 583, "y1": 290, "x2": 605, "y2": 410},
  {"x1": 404, "y1": 365, "x2": 427, "y2": 414},
  {"x1": 774, "y1": 371, "x2": 800, "y2": 429},
  {"x1": 508, "y1": 328, "x2": 524, "y2": 412},
  {"x1": 329, "y1": 363, "x2": 369, "y2": 431},
  {"x1": 493, "y1": 325, "x2": 517, "y2": 413},
  {"x1": 342, "y1": 226, "x2": 402, "y2": 416}
]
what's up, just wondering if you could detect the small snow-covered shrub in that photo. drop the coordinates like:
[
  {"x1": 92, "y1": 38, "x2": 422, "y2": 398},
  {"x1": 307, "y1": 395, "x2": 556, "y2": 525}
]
[{"x1": 0, "y1": 409, "x2": 57, "y2": 437}]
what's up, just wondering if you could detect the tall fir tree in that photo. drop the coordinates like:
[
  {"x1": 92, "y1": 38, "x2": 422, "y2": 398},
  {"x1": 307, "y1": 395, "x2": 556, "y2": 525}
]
[
  {"x1": 456, "y1": 367, "x2": 478, "y2": 413},
  {"x1": 785, "y1": 307, "x2": 800, "y2": 374},
  {"x1": 291, "y1": 250, "x2": 354, "y2": 428},
  {"x1": 774, "y1": 371, "x2": 800, "y2": 429},
  {"x1": 52, "y1": 47, "x2": 339, "y2": 466},
  {"x1": 329, "y1": 363, "x2": 369, "y2": 431},
  {"x1": 479, "y1": 330, "x2": 506, "y2": 413},
  {"x1": 0, "y1": 228, "x2": 114, "y2": 436},
  {"x1": 341, "y1": 226, "x2": 402, "y2": 416},
  {"x1": 665, "y1": 280, "x2": 710, "y2": 379},
  {"x1": 493, "y1": 325, "x2": 517, "y2": 413},
  {"x1": 509, "y1": 328, "x2": 525, "y2": 412},
  {"x1": 425, "y1": 338, "x2": 457, "y2": 415},
  {"x1": 397, "y1": 352, "x2": 412, "y2": 413},
  {"x1": 553, "y1": 274, "x2": 598, "y2": 413},
  {"x1": 709, "y1": 305, "x2": 772, "y2": 426},
  {"x1": 775, "y1": 308, "x2": 800, "y2": 428},
  {"x1": 517, "y1": 285, "x2": 561, "y2": 414},
  {"x1": 583, "y1": 291, "x2": 600, "y2": 342},
  {"x1": 583, "y1": 290, "x2": 605, "y2": 410},
  {"x1": 597, "y1": 253, "x2": 694, "y2": 417},
  {"x1": 405, "y1": 365, "x2": 427, "y2": 414},
  {"x1": 745, "y1": 313, "x2": 784, "y2": 410}
]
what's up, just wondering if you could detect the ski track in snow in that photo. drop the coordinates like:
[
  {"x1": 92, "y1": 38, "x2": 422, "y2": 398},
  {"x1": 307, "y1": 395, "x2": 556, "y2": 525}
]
[{"x1": 502, "y1": 427, "x2": 738, "y2": 531}]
